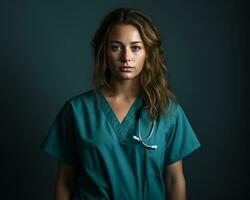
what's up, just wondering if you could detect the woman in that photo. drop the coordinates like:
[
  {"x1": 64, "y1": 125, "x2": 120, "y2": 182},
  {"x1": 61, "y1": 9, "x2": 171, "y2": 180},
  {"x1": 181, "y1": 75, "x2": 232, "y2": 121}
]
[{"x1": 41, "y1": 8, "x2": 201, "y2": 200}]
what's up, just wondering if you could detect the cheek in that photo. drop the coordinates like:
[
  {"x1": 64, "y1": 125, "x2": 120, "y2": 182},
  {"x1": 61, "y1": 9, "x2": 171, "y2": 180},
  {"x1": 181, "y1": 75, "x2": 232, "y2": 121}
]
[
  {"x1": 137, "y1": 53, "x2": 146, "y2": 66},
  {"x1": 107, "y1": 52, "x2": 119, "y2": 65},
  {"x1": 107, "y1": 53, "x2": 120, "y2": 73}
]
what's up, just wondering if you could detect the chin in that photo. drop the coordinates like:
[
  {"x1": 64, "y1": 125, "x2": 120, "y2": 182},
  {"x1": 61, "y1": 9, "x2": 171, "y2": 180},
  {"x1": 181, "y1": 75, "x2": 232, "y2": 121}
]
[{"x1": 118, "y1": 75, "x2": 139, "y2": 81}]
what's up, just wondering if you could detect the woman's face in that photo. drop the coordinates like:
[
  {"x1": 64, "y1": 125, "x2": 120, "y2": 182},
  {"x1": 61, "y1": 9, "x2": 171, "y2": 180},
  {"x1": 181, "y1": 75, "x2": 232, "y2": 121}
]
[{"x1": 106, "y1": 24, "x2": 146, "y2": 82}]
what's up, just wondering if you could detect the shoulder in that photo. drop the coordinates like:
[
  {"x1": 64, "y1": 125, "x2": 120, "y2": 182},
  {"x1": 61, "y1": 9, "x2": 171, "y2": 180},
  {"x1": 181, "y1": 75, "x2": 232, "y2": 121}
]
[
  {"x1": 59, "y1": 88, "x2": 97, "y2": 113},
  {"x1": 164, "y1": 98, "x2": 180, "y2": 117},
  {"x1": 159, "y1": 98, "x2": 188, "y2": 124},
  {"x1": 65, "y1": 88, "x2": 96, "y2": 106}
]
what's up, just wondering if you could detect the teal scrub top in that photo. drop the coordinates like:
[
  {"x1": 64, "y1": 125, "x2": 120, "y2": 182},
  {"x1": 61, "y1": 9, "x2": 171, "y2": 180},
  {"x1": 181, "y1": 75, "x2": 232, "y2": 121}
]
[{"x1": 40, "y1": 88, "x2": 201, "y2": 200}]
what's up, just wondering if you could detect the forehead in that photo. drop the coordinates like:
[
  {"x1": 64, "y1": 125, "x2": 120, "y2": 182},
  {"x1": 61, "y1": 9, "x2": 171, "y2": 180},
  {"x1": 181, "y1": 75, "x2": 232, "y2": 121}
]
[{"x1": 108, "y1": 24, "x2": 143, "y2": 43}]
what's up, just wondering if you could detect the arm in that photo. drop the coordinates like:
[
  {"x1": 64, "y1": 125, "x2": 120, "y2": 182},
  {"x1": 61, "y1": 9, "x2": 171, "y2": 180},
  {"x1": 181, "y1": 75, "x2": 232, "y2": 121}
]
[
  {"x1": 54, "y1": 160, "x2": 80, "y2": 200},
  {"x1": 165, "y1": 160, "x2": 186, "y2": 200}
]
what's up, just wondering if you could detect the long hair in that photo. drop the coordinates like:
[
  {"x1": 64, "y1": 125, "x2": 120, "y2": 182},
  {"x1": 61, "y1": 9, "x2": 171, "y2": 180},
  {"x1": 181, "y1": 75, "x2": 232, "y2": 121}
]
[{"x1": 91, "y1": 8, "x2": 177, "y2": 121}]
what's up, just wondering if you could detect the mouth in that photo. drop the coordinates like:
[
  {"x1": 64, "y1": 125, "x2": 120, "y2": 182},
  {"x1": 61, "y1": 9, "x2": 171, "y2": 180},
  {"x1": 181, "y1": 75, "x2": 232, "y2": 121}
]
[{"x1": 119, "y1": 66, "x2": 134, "y2": 72}]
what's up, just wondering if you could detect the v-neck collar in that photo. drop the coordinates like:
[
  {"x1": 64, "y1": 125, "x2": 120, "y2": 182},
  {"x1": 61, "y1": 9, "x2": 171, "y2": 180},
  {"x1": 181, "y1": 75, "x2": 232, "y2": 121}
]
[{"x1": 96, "y1": 88, "x2": 142, "y2": 140}]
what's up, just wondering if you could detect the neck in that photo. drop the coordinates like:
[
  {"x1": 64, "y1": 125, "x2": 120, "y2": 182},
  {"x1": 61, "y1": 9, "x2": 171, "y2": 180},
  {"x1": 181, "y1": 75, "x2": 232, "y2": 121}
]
[{"x1": 102, "y1": 78, "x2": 140, "y2": 100}]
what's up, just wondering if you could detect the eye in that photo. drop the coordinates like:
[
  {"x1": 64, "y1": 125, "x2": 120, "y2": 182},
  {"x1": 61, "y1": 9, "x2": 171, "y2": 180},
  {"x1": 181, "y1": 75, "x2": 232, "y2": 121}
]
[
  {"x1": 131, "y1": 46, "x2": 141, "y2": 52},
  {"x1": 110, "y1": 45, "x2": 122, "y2": 52}
]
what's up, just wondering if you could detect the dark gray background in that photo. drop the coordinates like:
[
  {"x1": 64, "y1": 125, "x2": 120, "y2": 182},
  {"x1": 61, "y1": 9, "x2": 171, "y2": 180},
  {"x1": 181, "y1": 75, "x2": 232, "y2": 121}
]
[{"x1": 0, "y1": 0, "x2": 249, "y2": 199}]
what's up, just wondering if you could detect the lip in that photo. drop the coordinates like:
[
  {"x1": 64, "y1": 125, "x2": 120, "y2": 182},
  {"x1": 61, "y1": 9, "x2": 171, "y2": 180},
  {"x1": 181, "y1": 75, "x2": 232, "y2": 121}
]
[
  {"x1": 120, "y1": 66, "x2": 133, "y2": 68},
  {"x1": 119, "y1": 66, "x2": 134, "y2": 72}
]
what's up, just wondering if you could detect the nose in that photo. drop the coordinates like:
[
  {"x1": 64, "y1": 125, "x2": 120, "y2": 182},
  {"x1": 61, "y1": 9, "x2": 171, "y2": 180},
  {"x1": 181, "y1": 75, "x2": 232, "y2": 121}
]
[{"x1": 120, "y1": 47, "x2": 132, "y2": 63}]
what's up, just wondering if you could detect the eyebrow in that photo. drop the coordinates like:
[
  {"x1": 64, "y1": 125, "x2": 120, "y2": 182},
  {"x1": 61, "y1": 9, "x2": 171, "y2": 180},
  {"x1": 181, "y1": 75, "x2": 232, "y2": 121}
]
[{"x1": 110, "y1": 40, "x2": 142, "y2": 45}]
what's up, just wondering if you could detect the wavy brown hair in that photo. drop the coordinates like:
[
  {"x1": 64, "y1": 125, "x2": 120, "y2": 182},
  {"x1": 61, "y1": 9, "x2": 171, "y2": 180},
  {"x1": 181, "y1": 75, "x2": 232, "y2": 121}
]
[{"x1": 91, "y1": 8, "x2": 177, "y2": 121}]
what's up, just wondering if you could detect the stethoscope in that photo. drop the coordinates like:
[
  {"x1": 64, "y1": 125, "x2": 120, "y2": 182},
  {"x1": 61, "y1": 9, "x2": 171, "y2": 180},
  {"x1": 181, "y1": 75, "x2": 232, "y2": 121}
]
[{"x1": 132, "y1": 106, "x2": 158, "y2": 150}]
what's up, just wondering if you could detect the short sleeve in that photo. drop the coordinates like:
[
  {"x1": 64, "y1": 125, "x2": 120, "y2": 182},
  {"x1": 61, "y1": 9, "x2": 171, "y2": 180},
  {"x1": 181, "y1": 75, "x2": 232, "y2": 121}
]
[
  {"x1": 165, "y1": 104, "x2": 201, "y2": 165},
  {"x1": 40, "y1": 101, "x2": 81, "y2": 166}
]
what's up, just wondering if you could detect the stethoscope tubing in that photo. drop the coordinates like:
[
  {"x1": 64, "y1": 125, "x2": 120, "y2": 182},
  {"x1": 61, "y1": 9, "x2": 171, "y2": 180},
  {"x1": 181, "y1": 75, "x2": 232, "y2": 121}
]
[{"x1": 133, "y1": 106, "x2": 158, "y2": 150}]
